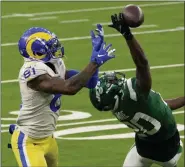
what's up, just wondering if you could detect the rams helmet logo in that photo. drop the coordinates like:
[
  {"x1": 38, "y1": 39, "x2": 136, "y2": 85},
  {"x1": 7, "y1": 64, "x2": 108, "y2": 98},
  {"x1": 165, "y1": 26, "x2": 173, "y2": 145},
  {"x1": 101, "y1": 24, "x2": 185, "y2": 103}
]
[{"x1": 18, "y1": 27, "x2": 64, "y2": 62}]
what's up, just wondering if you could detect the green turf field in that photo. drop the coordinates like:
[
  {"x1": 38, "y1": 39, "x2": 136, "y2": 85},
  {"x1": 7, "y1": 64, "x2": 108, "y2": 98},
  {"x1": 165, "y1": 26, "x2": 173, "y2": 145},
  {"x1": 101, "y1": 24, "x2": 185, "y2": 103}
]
[{"x1": 1, "y1": 1, "x2": 184, "y2": 167}]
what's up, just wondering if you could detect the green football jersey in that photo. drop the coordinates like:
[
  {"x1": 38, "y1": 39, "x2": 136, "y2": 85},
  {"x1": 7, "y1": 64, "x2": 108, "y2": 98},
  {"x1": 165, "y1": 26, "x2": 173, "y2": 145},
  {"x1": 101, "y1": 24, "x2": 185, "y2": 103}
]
[{"x1": 112, "y1": 77, "x2": 177, "y2": 142}]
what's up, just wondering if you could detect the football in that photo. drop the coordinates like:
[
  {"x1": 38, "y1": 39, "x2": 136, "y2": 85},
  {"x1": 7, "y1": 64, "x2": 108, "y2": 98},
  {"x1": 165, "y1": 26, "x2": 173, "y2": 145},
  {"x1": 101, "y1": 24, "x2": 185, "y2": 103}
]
[{"x1": 122, "y1": 4, "x2": 144, "y2": 28}]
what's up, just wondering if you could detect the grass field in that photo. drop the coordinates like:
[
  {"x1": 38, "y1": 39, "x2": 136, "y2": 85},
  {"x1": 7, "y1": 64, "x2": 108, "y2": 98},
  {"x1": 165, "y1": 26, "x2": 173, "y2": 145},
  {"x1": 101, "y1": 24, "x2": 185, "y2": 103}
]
[{"x1": 1, "y1": 1, "x2": 184, "y2": 167}]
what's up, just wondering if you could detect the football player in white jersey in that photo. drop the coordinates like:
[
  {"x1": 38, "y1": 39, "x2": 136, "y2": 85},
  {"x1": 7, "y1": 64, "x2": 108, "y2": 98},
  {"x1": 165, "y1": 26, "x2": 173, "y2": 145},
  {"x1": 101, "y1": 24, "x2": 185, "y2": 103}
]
[{"x1": 10, "y1": 25, "x2": 116, "y2": 167}]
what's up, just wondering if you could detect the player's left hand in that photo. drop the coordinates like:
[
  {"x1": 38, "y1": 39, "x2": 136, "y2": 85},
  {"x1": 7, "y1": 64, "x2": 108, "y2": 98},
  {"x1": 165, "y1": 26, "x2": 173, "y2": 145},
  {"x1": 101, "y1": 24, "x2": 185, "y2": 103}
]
[
  {"x1": 90, "y1": 42, "x2": 116, "y2": 67},
  {"x1": 90, "y1": 24, "x2": 104, "y2": 52}
]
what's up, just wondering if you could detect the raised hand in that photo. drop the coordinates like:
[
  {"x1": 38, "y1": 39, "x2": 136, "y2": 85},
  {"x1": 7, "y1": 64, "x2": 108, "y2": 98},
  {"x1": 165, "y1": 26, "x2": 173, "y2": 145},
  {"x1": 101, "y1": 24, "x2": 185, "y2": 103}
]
[
  {"x1": 91, "y1": 42, "x2": 116, "y2": 67},
  {"x1": 91, "y1": 24, "x2": 104, "y2": 52},
  {"x1": 108, "y1": 13, "x2": 133, "y2": 40}
]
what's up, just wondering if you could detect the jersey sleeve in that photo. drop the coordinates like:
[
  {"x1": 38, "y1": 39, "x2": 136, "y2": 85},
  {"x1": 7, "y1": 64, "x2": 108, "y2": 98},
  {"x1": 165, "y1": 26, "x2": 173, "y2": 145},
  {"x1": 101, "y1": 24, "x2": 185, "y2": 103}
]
[
  {"x1": 20, "y1": 61, "x2": 53, "y2": 82},
  {"x1": 125, "y1": 77, "x2": 148, "y2": 101}
]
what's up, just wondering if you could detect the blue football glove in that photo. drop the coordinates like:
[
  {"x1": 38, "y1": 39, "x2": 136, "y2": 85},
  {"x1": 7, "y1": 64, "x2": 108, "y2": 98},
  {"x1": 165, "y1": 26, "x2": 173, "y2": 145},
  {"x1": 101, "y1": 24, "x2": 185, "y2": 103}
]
[
  {"x1": 90, "y1": 24, "x2": 104, "y2": 52},
  {"x1": 9, "y1": 124, "x2": 16, "y2": 134},
  {"x1": 91, "y1": 42, "x2": 116, "y2": 66}
]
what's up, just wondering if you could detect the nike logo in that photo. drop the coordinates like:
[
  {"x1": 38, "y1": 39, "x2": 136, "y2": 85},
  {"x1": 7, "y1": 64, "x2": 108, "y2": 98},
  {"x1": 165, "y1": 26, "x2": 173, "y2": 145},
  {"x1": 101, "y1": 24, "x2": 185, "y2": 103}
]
[{"x1": 97, "y1": 54, "x2": 104, "y2": 57}]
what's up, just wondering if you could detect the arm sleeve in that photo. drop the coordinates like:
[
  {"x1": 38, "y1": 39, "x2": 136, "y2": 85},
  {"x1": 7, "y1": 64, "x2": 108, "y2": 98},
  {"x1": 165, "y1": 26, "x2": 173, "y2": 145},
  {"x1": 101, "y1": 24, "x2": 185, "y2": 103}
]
[
  {"x1": 65, "y1": 69, "x2": 99, "y2": 89},
  {"x1": 126, "y1": 78, "x2": 138, "y2": 101},
  {"x1": 126, "y1": 77, "x2": 149, "y2": 101}
]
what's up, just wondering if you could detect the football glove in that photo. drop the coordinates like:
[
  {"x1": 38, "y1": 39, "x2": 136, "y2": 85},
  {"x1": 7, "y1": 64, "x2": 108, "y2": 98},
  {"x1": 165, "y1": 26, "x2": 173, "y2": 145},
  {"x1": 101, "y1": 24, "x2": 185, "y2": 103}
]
[
  {"x1": 91, "y1": 24, "x2": 104, "y2": 52},
  {"x1": 91, "y1": 42, "x2": 116, "y2": 67},
  {"x1": 108, "y1": 13, "x2": 133, "y2": 40}
]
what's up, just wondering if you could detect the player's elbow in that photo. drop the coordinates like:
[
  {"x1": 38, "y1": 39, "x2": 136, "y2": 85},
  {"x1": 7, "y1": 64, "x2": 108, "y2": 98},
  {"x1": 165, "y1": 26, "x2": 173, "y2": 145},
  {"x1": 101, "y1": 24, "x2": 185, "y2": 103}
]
[
  {"x1": 45, "y1": 83, "x2": 77, "y2": 95},
  {"x1": 137, "y1": 58, "x2": 149, "y2": 68},
  {"x1": 143, "y1": 57, "x2": 148, "y2": 65},
  {"x1": 67, "y1": 89, "x2": 78, "y2": 95},
  {"x1": 63, "y1": 85, "x2": 79, "y2": 95}
]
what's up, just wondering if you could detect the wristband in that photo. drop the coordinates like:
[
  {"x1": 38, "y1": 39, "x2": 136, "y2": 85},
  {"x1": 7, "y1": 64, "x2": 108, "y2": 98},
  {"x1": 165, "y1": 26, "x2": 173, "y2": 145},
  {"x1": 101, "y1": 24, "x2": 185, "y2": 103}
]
[{"x1": 123, "y1": 32, "x2": 133, "y2": 40}]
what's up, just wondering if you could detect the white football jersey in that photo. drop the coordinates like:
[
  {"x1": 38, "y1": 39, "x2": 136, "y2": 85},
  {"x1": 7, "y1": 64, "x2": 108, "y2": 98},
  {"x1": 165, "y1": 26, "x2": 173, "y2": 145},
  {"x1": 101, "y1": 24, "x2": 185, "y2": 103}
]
[{"x1": 17, "y1": 58, "x2": 66, "y2": 139}]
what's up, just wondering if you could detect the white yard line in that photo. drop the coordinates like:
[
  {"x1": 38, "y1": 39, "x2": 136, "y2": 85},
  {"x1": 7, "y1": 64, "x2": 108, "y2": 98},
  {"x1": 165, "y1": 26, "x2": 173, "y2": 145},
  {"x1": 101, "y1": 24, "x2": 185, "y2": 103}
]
[
  {"x1": 1, "y1": 110, "x2": 184, "y2": 130},
  {"x1": 59, "y1": 19, "x2": 89, "y2": 24},
  {"x1": 1, "y1": 79, "x2": 18, "y2": 84},
  {"x1": 1, "y1": 64, "x2": 184, "y2": 84},
  {"x1": 1, "y1": 2, "x2": 183, "y2": 19},
  {"x1": 1, "y1": 110, "x2": 184, "y2": 135},
  {"x1": 1, "y1": 27, "x2": 184, "y2": 47},
  {"x1": 131, "y1": 24, "x2": 158, "y2": 29},
  {"x1": 56, "y1": 118, "x2": 117, "y2": 127},
  {"x1": 56, "y1": 110, "x2": 185, "y2": 127},
  {"x1": 92, "y1": 22, "x2": 113, "y2": 26},
  {"x1": 29, "y1": 16, "x2": 57, "y2": 21},
  {"x1": 99, "y1": 64, "x2": 184, "y2": 74},
  {"x1": 173, "y1": 111, "x2": 185, "y2": 115},
  {"x1": 92, "y1": 23, "x2": 158, "y2": 28}
]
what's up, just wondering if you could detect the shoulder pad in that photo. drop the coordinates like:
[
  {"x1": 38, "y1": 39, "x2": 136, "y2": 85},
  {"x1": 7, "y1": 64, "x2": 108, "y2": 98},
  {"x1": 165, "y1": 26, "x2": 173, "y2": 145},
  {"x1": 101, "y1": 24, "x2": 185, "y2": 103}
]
[
  {"x1": 126, "y1": 77, "x2": 137, "y2": 101},
  {"x1": 19, "y1": 61, "x2": 55, "y2": 82}
]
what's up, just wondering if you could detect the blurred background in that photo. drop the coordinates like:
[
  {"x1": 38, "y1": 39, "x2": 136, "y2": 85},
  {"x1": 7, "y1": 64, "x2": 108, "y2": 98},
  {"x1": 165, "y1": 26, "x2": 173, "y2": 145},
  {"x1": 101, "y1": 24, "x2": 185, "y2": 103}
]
[{"x1": 1, "y1": 2, "x2": 184, "y2": 166}]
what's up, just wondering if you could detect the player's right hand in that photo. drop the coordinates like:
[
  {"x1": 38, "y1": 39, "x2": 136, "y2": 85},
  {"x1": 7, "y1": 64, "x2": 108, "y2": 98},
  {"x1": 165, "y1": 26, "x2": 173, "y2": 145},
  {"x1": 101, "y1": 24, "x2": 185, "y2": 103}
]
[
  {"x1": 90, "y1": 42, "x2": 116, "y2": 66},
  {"x1": 108, "y1": 13, "x2": 133, "y2": 40}
]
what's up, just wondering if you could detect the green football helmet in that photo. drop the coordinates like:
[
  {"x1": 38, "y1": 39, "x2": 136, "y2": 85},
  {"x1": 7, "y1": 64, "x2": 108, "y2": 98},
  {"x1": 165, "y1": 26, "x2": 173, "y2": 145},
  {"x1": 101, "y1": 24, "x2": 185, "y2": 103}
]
[{"x1": 89, "y1": 71, "x2": 126, "y2": 111}]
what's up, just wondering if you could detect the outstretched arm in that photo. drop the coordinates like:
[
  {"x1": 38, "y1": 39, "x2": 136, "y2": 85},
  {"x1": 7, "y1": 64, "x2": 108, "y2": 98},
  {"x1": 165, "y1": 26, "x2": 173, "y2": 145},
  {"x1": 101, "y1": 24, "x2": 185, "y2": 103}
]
[
  {"x1": 28, "y1": 62, "x2": 98, "y2": 95},
  {"x1": 64, "y1": 23, "x2": 103, "y2": 89},
  {"x1": 125, "y1": 36, "x2": 151, "y2": 94},
  {"x1": 108, "y1": 13, "x2": 151, "y2": 94},
  {"x1": 65, "y1": 69, "x2": 99, "y2": 89},
  {"x1": 165, "y1": 96, "x2": 185, "y2": 110},
  {"x1": 28, "y1": 42, "x2": 115, "y2": 95}
]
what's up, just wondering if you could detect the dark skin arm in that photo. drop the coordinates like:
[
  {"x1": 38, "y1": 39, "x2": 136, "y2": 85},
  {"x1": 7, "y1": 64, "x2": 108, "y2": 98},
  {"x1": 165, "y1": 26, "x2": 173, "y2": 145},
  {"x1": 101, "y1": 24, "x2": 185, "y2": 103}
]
[
  {"x1": 27, "y1": 62, "x2": 98, "y2": 95},
  {"x1": 165, "y1": 96, "x2": 185, "y2": 110},
  {"x1": 125, "y1": 36, "x2": 152, "y2": 94},
  {"x1": 65, "y1": 70, "x2": 78, "y2": 80},
  {"x1": 127, "y1": 37, "x2": 184, "y2": 110},
  {"x1": 108, "y1": 13, "x2": 151, "y2": 94}
]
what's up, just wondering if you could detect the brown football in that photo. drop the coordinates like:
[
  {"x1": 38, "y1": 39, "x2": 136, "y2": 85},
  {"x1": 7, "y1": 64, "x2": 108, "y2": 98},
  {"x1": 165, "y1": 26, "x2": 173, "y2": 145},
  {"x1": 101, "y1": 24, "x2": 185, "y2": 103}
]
[{"x1": 122, "y1": 4, "x2": 144, "y2": 28}]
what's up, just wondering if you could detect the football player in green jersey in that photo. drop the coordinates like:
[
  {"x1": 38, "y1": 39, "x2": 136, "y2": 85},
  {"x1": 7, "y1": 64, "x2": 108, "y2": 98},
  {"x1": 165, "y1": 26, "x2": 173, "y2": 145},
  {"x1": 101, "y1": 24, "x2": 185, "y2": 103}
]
[{"x1": 89, "y1": 13, "x2": 184, "y2": 167}]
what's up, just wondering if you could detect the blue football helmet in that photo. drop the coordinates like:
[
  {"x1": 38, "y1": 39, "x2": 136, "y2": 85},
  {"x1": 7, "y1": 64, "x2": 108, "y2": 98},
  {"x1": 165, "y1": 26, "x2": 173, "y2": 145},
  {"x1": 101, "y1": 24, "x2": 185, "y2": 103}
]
[{"x1": 18, "y1": 27, "x2": 64, "y2": 62}]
